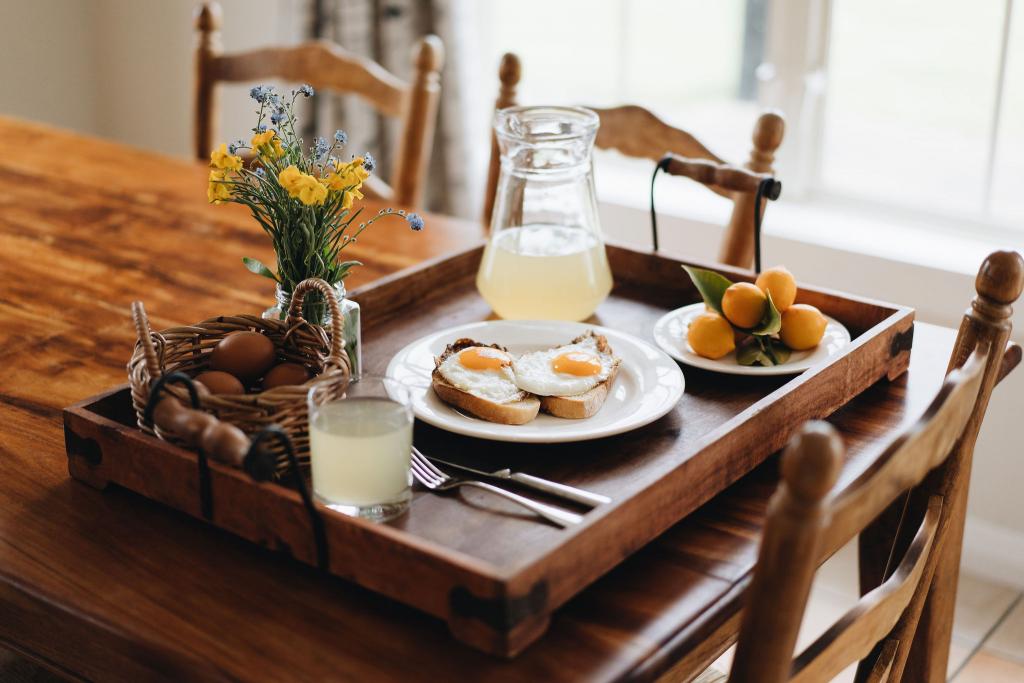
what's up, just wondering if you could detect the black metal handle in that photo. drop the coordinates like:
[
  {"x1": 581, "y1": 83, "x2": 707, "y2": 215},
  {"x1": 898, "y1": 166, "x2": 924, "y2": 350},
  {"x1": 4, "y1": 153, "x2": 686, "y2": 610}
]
[
  {"x1": 145, "y1": 373, "x2": 214, "y2": 520},
  {"x1": 249, "y1": 426, "x2": 329, "y2": 571},
  {"x1": 650, "y1": 155, "x2": 781, "y2": 274}
]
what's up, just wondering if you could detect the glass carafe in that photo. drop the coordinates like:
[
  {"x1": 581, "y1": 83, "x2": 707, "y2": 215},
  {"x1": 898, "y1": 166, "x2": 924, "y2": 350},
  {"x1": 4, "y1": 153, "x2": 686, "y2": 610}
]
[{"x1": 476, "y1": 106, "x2": 613, "y2": 321}]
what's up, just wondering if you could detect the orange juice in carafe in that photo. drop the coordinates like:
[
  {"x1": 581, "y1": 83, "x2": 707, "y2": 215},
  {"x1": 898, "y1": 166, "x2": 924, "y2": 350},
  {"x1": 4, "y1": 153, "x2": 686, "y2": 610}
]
[
  {"x1": 477, "y1": 106, "x2": 612, "y2": 321},
  {"x1": 476, "y1": 224, "x2": 612, "y2": 321}
]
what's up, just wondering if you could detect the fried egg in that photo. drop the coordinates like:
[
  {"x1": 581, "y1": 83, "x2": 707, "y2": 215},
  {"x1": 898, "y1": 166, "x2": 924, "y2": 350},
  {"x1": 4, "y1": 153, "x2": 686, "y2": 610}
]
[
  {"x1": 513, "y1": 335, "x2": 617, "y2": 397},
  {"x1": 436, "y1": 346, "x2": 524, "y2": 404}
]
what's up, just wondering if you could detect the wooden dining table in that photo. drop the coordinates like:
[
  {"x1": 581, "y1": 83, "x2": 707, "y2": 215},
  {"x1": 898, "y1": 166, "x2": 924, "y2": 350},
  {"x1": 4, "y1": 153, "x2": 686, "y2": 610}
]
[{"x1": 0, "y1": 116, "x2": 974, "y2": 682}]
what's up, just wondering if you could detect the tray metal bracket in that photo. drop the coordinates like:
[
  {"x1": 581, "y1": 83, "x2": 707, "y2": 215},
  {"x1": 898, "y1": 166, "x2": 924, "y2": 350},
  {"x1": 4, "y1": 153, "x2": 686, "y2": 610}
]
[
  {"x1": 449, "y1": 580, "x2": 549, "y2": 633},
  {"x1": 890, "y1": 324, "x2": 915, "y2": 357}
]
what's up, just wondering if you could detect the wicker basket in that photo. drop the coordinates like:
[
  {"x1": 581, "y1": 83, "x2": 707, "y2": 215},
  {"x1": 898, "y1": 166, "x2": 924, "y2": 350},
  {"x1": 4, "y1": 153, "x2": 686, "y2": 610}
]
[{"x1": 128, "y1": 278, "x2": 350, "y2": 475}]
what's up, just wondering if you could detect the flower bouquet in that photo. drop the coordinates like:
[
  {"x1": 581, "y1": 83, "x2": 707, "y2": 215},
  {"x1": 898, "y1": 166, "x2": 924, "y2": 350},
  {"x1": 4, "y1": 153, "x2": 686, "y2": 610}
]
[{"x1": 206, "y1": 83, "x2": 424, "y2": 374}]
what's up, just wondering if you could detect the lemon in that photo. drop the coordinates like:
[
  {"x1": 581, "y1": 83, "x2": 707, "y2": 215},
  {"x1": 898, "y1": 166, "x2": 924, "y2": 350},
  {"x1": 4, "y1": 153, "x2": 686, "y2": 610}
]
[
  {"x1": 721, "y1": 282, "x2": 767, "y2": 329},
  {"x1": 755, "y1": 266, "x2": 797, "y2": 312},
  {"x1": 780, "y1": 304, "x2": 827, "y2": 350},
  {"x1": 687, "y1": 312, "x2": 736, "y2": 360}
]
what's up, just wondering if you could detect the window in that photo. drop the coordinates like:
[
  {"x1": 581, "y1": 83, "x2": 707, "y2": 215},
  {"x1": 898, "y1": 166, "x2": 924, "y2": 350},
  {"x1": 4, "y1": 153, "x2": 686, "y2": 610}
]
[
  {"x1": 819, "y1": 0, "x2": 1022, "y2": 227},
  {"x1": 475, "y1": 0, "x2": 1023, "y2": 242}
]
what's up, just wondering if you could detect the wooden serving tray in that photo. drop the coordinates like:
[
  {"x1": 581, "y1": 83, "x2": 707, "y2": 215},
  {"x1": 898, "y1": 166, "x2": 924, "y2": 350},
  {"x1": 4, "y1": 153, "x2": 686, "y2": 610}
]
[{"x1": 63, "y1": 243, "x2": 914, "y2": 657}]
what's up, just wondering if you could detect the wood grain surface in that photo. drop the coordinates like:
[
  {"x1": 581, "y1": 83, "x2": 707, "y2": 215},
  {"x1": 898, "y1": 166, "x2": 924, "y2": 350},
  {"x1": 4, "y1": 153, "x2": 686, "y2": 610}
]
[{"x1": 0, "y1": 117, "x2": 978, "y2": 681}]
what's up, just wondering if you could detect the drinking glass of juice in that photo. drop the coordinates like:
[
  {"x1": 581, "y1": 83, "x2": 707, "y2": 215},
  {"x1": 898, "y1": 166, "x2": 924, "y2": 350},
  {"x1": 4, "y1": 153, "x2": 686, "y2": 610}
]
[{"x1": 307, "y1": 376, "x2": 413, "y2": 522}]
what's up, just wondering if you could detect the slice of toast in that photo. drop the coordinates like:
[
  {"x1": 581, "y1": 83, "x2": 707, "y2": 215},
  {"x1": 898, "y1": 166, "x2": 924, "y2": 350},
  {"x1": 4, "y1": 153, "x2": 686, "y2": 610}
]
[
  {"x1": 540, "y1": 364, "x2": 619, "y2": 419},
  {"x1": 538, "y1": 332, "x2": 621, "y2": 420},
  {"x1": 431, "y1": 339, "x2": 540, "y2": 425}
]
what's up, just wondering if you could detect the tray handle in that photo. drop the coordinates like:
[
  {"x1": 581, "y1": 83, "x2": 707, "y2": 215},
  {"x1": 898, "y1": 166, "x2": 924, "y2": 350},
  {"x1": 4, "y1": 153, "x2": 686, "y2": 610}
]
[
  {"x1": 131, "y1": 300, "x2": 162, "y2": 378},
  {"x1": 662, "y1": 155, "x2": 780, "y2": 196},
  {"x1": 286, "y1": 278, "x2": 347, "y2": 370},
  {"x1": 650, "y1": 154, "x2": 781, "y2": 273}
]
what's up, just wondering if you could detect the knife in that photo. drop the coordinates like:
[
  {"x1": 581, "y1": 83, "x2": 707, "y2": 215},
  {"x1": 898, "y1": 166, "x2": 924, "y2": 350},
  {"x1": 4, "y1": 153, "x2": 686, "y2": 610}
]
[{"x1": 424, "y1": 456, "x2": 611, "y2": 508}]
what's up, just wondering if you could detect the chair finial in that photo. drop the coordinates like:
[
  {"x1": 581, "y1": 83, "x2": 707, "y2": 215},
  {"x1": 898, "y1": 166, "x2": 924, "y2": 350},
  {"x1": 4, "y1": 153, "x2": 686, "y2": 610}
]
[
  {"x1": 781, "y1": 421, "x2": 842, "y2": 503},
  {"x1": 414, "y1": 34, "x2": 445, "y2": 74},
  {"x1": 499, "y1": 53, "x2": 522, "y2": 88},
  {"x1": 752, "y1": 110, "x2": 785, "y2": 154},
  {"x1": 976, "y1": 250, "x2": 1024, "y2": 306},
  {"x1": 195, "y1": 2, "x2": 222, "y2": 32}
]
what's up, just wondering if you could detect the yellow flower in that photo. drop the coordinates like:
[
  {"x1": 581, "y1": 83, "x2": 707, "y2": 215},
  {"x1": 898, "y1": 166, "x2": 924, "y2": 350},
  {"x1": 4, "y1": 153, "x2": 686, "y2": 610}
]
[
  {"x1": 251, "y1": 129, "x2": 285, "y2": 159},
  {"x1": 209, "y1": 143, "x2": 243, "y2": 172},
  {"x1": 340, "y1": 189, "x2": 358, "y2": 211},
  {"x1": 296, "y1": 177, "x2": 328, "y2": 206},
  {"x1": 323, "y1": 157, "x2": 370, "y2": 195},
  {"x1": 207, "y1": 169, "x2": 232, "y2": 204},
  {"x1": 277, "y1": 165, "x2": 327, "y2": 206},
  {"x1": 278, "y1": 165, "x2": 304, "y2": 192},
  {"x1": 346, "y1": 157, "x2": 371, "y2": 182}
]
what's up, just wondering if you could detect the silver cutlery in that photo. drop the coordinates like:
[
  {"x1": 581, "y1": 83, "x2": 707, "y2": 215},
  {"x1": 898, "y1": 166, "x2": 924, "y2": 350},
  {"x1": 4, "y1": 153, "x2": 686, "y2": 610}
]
[
  {"x1": 410, "y1": 448, "x2": 583, "y2": 528},
  {"x1": 424, "y1": 455, "x2": 611, "y2": 508}
]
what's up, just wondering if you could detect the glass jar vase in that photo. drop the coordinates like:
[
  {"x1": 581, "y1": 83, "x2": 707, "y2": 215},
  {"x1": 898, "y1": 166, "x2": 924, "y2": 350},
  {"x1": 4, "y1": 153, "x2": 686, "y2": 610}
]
[
  {"x1": 476, "y1": 106, "x2": 613, "y2": 321},
  {"x1": 263, "y1": 281, "x2": 362, "y2": 379}
]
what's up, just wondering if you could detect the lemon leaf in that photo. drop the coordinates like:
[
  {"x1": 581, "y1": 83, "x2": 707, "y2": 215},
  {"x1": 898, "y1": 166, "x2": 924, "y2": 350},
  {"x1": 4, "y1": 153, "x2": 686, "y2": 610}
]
[
  {"x1": 737, "y1": 342, "x2": 772, "y2": 366},
  {"x1": 682, "y1": 266, "x2": 733, "y2": 316},
  {"x1": 765, "y1": 337, "x2": 792, "y2": 365},
  {"x1": 737, "y1": 336, "x2": 788, "y2": 366},
  {"x1": 751, "y1": 289, "x2": 782, "y2": 336}
]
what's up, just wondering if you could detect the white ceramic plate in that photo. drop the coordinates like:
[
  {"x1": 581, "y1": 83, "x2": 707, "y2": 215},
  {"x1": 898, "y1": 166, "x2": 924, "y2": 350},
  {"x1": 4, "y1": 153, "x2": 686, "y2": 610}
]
[
  {"x1": 385, "y1": 320, "x2": 685, "y2": 443},
  {"x1": 652, "y1": 303, "x2": 852, "y2": 376}
]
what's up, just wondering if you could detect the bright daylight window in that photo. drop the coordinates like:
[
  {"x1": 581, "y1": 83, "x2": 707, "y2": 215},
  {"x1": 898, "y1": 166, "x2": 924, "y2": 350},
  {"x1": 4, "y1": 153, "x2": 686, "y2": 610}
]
[{"x1": 476, "y1": 0, "x2": 1023, "y2": 240}]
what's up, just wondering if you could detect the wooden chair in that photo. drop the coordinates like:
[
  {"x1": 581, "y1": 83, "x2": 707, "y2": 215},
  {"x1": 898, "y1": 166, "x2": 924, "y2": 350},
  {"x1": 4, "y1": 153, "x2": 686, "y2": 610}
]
[
  {"x1": 697, "y1": 250, "x2": 1024, "y2": 682},
  {"x1": 194, "y1": 2, "x2": 444, "y2": 209},
  {"x1": 482, "y1": 52, "x2": 785, "y2": 269}
]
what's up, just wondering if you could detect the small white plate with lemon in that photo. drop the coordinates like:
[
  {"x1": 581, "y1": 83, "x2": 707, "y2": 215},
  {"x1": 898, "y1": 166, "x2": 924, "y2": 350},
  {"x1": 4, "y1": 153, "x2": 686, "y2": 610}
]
[{"x1": 653, "y1": 266, "x2": 852, "y2": 376}]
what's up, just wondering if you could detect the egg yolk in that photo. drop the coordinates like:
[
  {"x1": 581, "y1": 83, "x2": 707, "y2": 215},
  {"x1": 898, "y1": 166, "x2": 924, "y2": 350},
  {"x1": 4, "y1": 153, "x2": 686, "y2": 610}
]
[
  {"x1": 458, "y1": 347, "x2": 511, "y2": 372},
  {"x1": 552, "y1": 351, "x2": 601, "y2": 376}
]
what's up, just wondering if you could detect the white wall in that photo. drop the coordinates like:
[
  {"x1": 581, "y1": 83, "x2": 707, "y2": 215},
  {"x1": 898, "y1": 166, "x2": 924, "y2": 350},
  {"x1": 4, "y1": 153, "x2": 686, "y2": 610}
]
[
  {"x1": 0, "y1": 0, "x2": 301, "y2": 159},
  {"x1": 0, "y1": 0, "x2": 100, "y2": 135}
]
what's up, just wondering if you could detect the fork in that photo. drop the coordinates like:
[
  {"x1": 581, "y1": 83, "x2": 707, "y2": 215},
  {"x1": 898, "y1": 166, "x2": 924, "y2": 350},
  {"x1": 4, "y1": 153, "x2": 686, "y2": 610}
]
[{"x1": 410, "y1": 448, "x2": 583, "y2": 528}]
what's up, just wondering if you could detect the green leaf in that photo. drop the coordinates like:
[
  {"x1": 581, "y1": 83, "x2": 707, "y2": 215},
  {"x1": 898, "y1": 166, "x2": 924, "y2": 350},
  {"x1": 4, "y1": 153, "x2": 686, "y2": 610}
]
[
  {"x1": 751, "y1": 290, "x2": 782, "y2": 336},
  {"x1": 242, "y1": 256, "x2": 280, "y2": 282},
  {"x1": 736, "y1": 342, "x2": 773, "y2": 366},
  {"x1": 682, "y1": 266, "x2": 733, "y2": 316},
  {"x1": 764, "y1": 338, "x2": 792, "y2": 365},
  {"x1": 736, "y1": 336, "x2": 789, "y2": 367}
]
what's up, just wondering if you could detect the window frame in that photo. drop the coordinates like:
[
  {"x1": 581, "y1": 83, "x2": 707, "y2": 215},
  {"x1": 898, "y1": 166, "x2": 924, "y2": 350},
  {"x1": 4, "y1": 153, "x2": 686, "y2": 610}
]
[{"x1": 761, "y1": 0, "x2": 1021, "y2": 238}]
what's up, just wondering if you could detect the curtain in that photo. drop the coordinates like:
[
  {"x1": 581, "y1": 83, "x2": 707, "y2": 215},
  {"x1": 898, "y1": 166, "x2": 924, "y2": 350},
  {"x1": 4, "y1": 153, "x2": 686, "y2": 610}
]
[{"x1": 308, "y1": 0, "x2": 484, "y2": 219}]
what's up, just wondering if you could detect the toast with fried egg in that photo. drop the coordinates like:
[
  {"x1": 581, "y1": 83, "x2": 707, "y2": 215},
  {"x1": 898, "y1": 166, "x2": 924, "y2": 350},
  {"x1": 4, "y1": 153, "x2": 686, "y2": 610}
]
[
  {"x1": 432, "y1": 339, "x2": 541, "y2": 425},
  {"x1": 514, "y1": 331, "x2": 621, "y2": 420}
]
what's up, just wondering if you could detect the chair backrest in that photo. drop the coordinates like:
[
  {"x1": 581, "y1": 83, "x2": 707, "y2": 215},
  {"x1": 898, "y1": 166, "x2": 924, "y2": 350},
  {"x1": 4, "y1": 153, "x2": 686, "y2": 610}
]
[
  {"x1": 194, "y1": 2, "x2": 443, "y2": 209},
  {"x1": 728, "y1": 250, "x2": 1024, "y2": 683},
  {"x1": 481, "y1": 52, "x2": 785, "y2": 269}
]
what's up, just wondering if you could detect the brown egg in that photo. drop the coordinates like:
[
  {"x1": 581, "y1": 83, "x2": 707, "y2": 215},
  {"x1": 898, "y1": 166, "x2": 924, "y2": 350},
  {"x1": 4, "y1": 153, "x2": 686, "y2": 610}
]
[
  {"x1": 209, "y1": 331, "x2": 276, "y2": 383},
  {"x1": 262, "y1": 362, "x2": 311, "y2": 390},
  {"x1": 194, "y1": 370, "x2": 245, "y2": 395}
]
